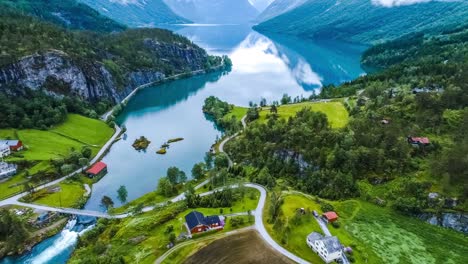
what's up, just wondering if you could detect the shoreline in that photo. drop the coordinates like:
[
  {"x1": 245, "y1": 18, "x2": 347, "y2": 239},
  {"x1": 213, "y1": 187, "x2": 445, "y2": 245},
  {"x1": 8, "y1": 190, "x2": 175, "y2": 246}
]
[{"x1": 102, "y1": 62, "x2": 230, "y2": 121}]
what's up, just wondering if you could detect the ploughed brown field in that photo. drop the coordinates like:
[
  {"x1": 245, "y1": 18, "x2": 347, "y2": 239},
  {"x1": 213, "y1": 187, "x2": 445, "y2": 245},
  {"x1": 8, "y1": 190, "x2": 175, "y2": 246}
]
[{"x1": 184, "y1": 230, "x2": 294, "y2": 264}]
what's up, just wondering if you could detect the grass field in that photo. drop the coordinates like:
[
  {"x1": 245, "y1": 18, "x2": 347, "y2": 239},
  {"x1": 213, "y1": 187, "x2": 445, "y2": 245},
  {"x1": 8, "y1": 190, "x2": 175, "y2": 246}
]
[
  {"x1": 264, "y1": 192, "x2": 468, "y2": 264},
  {"x1": 0, "y1": 114, "x2": 114, "y2": 199},
  {"x1": 223, "y1": 106, "x2": 248, "y2": 121},
  {"x1": 33, "y1": 181, "x2": 86, "y2": 208},
  {"x1": 258, "y1": 101, "x2": 349, "y2": 128}
]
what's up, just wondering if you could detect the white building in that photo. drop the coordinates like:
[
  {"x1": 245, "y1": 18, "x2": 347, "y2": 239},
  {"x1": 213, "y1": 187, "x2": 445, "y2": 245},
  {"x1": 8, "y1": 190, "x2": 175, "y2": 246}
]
[
  {"x1": 306, "y1": 232, "x2": 343, "y2": 263},
  {"x1": 0, "y1": 143, "x2": 10, "y2": 157},
  {"x1": 0, "y1": 162, "x2": 17, "y2": 180}
]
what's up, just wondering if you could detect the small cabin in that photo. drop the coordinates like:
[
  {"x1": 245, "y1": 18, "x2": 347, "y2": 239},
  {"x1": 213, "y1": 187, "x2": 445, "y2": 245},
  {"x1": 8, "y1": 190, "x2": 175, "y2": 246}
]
[
  {"x1": 323, "y1": 211, "x2": 339, "y2": 222},
  {"x1": 407, "y1": 137, "x2": 430, "y2": 146},
  {"x1": 86, "y1": 161, "x2": 107, "y2": 178}
]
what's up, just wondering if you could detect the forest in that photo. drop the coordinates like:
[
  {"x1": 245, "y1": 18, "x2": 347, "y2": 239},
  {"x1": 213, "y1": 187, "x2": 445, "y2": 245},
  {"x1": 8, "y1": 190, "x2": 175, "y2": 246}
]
[{"x1": 226, "y1": 27, "x2": 468, "y2": 213}]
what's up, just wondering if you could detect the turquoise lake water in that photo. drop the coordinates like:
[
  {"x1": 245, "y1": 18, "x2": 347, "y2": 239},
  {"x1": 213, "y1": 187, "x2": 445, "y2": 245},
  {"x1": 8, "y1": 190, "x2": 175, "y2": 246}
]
[{"x1": 1, "y1": 24, "x2": 366, "y2": 264}]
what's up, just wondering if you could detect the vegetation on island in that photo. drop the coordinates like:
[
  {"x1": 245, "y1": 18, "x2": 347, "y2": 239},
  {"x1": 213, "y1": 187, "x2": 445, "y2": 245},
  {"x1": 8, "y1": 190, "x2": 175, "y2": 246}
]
[
  {"x1": 203, "y1": 96, "x2": 245, "y2": 135},
  {"x1": 132, "y1": 136, "x2": 151, "y2": 151},
  {"x1": 167, "y1": 138, "x2": 184, "y2": 143},
  {"x1": 156, "y1": 148, "x2": 167, "y2": 155}
]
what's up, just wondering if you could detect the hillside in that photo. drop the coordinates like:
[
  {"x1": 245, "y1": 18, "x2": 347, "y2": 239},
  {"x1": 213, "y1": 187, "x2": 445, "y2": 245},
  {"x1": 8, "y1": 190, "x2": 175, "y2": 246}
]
[
  {"x1": 0, "y1": 8, "x2": 226, "y2": 129},
  {"x1": 254, "y1": 0, "x2": 468, "y2": 44},
  {"x1": 256, "y1": 0, "x2": 307, "y2": 22},
  {"x1": 0, "y1": 0, "x2": 125, "y2": 32},
  {"x1": 164, "y1": 0, "x2": 259, "y2": 23},
  {"x1": 78, "y1": 0, "x2": 190, "y2": 27}
]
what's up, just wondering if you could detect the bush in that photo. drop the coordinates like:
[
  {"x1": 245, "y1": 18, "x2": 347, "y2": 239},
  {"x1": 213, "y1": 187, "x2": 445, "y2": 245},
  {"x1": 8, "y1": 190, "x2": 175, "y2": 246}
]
[
  {"x1": 331, "y1": 221, "x2": 341, "y2": 228},
  {"x1": 320, "y1": 202, "x2": 334, "y2": 213}
]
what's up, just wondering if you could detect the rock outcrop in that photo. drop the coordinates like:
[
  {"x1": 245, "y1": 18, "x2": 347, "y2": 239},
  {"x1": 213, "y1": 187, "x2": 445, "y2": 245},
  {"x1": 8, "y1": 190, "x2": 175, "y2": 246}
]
[{"x1": 0, "y1": 43, "x2": 212, "y2": 103}]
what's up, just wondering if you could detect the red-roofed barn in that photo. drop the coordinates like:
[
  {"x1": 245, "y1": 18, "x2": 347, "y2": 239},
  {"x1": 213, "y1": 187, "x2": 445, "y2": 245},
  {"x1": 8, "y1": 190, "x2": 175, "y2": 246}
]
[
  {"x1": 86, "y1": 161, "x2": 107, "y2": 178},
  {"x1": 323, "y1": 211, "x2": 338, "y2": 222},
  {"x1": 407, "y1": 137, "x2": 430, "y2": 145}
]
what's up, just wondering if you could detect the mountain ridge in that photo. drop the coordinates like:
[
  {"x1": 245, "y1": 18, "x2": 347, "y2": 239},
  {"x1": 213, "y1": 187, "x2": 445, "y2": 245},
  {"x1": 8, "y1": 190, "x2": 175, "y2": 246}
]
[{"x1": 254, "y1": 0, "x2": 468, "y2": 44}]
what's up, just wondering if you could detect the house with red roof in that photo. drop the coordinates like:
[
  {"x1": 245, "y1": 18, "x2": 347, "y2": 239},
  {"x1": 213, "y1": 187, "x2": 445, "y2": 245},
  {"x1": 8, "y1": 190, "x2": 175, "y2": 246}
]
[
  {"x1": 86, "y1": 161, "x2": 107, "y2": 178},
  {"x1": 407, "y1": 136, "x2": 430, "y2": 146},
  {"x1": 323, "y1": 211, "x2": 338, "y2": 223},
  {"x1": 0, "y1": 140, "x2": 23, "y2": 151}
]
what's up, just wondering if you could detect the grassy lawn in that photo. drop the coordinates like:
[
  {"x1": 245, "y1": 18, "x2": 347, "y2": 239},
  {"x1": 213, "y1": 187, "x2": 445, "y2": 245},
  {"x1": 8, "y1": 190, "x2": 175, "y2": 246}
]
[
  {"x1": 224, "y1": 106, "x2": 248, "y2": 121},
  {"x1": 263, "y1": 193, "x2": 326, "y2": 263},
  {"x1": 33, "y1": 181, "x2": 86, "y2": 208},
  {"x1": 258, "y1": 101, "x2": 349, "y2": 128},
  {"x1": 334, "y1": 201, "x2": 468, "y2": 264},
  {"x1": 264, "y1": 191, "x2": 468, "y2": 264},
  {"x1": 0, "y1": 114, "x2": 113, "y2": 199}
]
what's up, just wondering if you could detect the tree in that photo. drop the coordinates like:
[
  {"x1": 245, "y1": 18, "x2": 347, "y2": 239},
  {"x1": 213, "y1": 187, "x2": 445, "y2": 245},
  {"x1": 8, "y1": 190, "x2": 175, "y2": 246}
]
[
  {"x1": 270, "y1": 104, "x2": 278, "y2": 114},
  {"x1": 281, "y1": 93, "x2": 291, "y2": 105},
  {"x1": 158, "y1": 177, "x2": 176, "y2": 197},
  {"x1": 78, "y1": 157, "x2": 89, "y2": 168},
  {"x1": 101, "y1": 196, "x2": 114, "y2": 209},
  {"x1": 205, "y1": 152, "x2": 214, "y2": 170},
  {"x1": 117, "y1": 185, "x2": 128, "y2": 204},
  {"x1": 191, "y1": 162, "x2": 206, "y2": 180},
  {"x1": 214, "y1": 153, "x2": 230, "y2": 169},
  {"x1": 167, "y1": 167, "x2": 186, "y2": 184},
  {"x1": 81, "y1": 146, "x2": 92, "y2": 159}
]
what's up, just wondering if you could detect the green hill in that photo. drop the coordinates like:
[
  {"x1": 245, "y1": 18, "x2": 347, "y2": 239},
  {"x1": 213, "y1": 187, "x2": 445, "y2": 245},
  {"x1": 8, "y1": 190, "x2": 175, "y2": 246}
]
[
  {"x1": 0, "y1": 0, "x2": 125, "y2": 32},
  {"x1": 254, "y1": 0, "x2": 468, "y2": 44},
  {"x1": 79, "y1": 0, "x2": 190, "y2": 27}
]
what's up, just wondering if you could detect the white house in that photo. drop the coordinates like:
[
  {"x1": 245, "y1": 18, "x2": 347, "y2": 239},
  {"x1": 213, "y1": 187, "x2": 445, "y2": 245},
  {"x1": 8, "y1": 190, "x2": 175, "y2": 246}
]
[
  {"x1": 0, "y1": 162, "x2": 17, "y2": 180},
  {"x1": 306, "y1": 232, "x2": 343, "y2": 263},
  {"x1": 0, "y1": 143, "x2": 10, "y2": 157}
]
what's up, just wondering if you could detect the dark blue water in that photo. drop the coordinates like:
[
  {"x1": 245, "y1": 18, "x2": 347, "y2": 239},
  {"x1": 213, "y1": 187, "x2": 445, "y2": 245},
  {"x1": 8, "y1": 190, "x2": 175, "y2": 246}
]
[{"x1": 1, "y1": 24, "x2": 366, "y2": 264}]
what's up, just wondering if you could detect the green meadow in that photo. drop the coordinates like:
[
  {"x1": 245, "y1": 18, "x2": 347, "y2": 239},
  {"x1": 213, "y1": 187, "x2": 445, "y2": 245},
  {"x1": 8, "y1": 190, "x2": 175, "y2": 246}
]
[
  {"x1": 0, "y1": 114, "x2": 114, "y2": 199},
  {"x1": 258, "y1": 101, "x2": 349, "y2": 128},
  {"x1": 264, "y1": 192, "x2": 468, "y2": 264}
]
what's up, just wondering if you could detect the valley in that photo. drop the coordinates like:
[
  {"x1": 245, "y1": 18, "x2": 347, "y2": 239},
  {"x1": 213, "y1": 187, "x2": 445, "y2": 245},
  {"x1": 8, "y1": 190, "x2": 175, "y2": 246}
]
[{"x1": 0, "y1": 0, "x2": 467, "y2": 264}]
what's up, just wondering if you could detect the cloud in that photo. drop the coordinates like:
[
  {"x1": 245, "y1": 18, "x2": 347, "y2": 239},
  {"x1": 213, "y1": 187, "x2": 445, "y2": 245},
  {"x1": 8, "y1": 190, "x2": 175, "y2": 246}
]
[{"x1": 371, "y1": 0, "x2": 456, "y2": 7}]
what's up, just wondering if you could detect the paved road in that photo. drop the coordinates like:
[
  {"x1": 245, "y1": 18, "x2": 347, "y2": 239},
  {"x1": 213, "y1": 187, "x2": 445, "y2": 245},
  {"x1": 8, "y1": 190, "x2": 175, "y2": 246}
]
[
  {"x1": 217, "y1": 115, "x2": 247, "y2": 167},
  {"x1": 314, "y1": 216, "x2": 332, "y2": 237},
  {"x1": 0, "y1": 125, "x2": 121, "y2": 209}
]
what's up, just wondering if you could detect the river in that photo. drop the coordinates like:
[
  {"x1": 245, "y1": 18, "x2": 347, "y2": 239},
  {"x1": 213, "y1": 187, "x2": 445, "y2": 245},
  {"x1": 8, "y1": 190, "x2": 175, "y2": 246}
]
[{"x1": 1, "y1": 24, "x2": 366, "y2": 264}]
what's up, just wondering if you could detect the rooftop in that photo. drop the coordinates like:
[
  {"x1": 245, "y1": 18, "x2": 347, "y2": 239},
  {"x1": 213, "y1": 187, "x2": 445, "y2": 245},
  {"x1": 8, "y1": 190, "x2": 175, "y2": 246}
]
[
  {"x1": 0, "y1": 140, "x2": 20, "y2": 146},
  {"x1": 322, "y1": 236, "x2": 342, "y2": 253},
  {"x1": 86, "y1": 161, "x2": 107, "y2": 175}
]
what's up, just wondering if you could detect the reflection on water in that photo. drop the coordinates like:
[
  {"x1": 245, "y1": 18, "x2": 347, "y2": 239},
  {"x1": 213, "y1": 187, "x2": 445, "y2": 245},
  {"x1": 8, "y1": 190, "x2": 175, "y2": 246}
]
[{"x1": 3, "y1": 24, "x2": 367, "y2": 264}]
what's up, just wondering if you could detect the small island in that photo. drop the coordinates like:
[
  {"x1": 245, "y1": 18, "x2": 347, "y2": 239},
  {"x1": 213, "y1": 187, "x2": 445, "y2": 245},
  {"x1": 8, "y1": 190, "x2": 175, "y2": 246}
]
[
  {"x1": 168, "y1": 137, "x2": 184, "y2": 143},
  {"x1": 132, "y1": 136, "x2": 151, "y2": 151},
  {"x1": 161, "y1": 143, "x2": 170, "y2": 148},
  {"x1": 156, "y1": 148, "x2": 167, "y2": 155}
]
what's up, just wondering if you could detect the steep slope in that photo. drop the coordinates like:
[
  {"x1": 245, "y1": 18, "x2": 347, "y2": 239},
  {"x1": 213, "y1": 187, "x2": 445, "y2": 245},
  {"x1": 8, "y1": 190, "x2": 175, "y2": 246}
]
[
  {"x1": 164, "y1": 0, "x2": 259, "y2": 23},
  {"x1": 0, "y1": 8, "x2": 225, "y2": 105},
  {"x1": 250, "y1": 0, "x2": 275, "y2": 12},
  {"x1": 0, "y1": 0, "x2": 125, "y2": 32},
  {"x1": 256, "y1": 0, "x2": 307, "y2": 22},
  {"x1": 78, "y1": 0, "x2": 190, "y2": 27},
  {"x1": 254, "y1": 0, "x2": 468, "y2": 44}
]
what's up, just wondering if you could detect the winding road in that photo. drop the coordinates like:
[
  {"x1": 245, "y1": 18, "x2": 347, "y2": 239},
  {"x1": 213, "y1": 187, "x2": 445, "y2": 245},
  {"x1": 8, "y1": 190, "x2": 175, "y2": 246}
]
[{"x1": 1, "y1": 113, "x2": 310, "y2": 263}]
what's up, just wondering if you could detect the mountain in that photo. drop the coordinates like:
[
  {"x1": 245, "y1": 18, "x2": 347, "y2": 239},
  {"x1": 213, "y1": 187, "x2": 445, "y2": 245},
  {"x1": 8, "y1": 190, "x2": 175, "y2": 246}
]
[
  {"x1": 256, "y1": 0, "x2": 307, "y2": 22},
  {"x1": 78, "y1": 0, "x2": 190, "y2": 27},
  {"x1": 254, "y1": 0, "x2": 468, "y2": 44},
  {"x1": 164, "y1": 0, "x2": 259, "y2": 23},
  {"x1": 0, "y1": 0, "x2": 125, "y2": 32},
  {"x1": 0, "y1": 7, "x2": 225, "y2": 109},
  {"x1": 250, "y1": 0, "x2": 275, "y2": 12}
]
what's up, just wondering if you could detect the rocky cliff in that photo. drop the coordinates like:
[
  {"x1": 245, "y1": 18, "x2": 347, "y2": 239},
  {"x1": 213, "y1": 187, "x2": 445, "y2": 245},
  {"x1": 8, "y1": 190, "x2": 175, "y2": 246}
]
[{"x1": 0, "y1": 42, "x2": 211, "y2": 103}]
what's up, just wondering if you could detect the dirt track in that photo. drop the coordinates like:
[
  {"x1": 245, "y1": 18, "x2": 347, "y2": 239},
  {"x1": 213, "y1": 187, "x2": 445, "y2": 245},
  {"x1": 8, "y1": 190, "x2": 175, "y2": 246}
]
[{"x1": 184, "y1": 230, "x2": 294, "y2": 264}]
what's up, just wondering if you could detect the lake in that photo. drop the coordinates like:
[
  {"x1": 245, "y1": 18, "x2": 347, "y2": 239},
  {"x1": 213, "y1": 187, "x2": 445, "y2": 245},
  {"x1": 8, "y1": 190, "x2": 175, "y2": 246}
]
[{"x1": 1, "y1": 24, "x2": 366, "y2": 264}]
